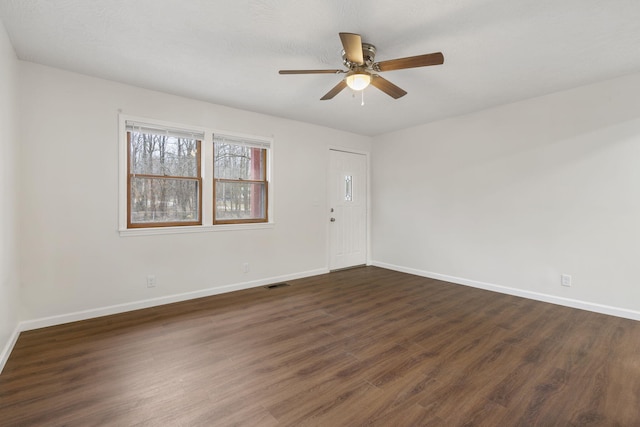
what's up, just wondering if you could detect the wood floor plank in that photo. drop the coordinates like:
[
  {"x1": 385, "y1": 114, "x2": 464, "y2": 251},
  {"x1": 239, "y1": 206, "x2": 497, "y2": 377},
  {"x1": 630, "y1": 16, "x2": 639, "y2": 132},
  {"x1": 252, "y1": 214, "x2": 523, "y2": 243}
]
[{"x1": 2, "y1": 266, "x2": 640, "y2": 425}]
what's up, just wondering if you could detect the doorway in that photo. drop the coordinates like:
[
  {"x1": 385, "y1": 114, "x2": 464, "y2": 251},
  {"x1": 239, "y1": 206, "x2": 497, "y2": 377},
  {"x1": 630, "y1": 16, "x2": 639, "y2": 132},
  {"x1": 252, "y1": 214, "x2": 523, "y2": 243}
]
[{"x1": 328, "y1": 149, "x2": 368, "y2": 270}]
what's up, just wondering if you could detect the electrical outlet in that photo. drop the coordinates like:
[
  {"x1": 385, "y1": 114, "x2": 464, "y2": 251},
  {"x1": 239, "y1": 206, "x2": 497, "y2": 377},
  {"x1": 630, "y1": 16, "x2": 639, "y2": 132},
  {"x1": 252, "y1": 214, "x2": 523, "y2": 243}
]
[
  {"x1": 146, "y1": 275, "x2": 156, "y2": 288},
  {"x1": 242, "y1": 262, "x2": 250, "y2": 273},
  {"x1": 561, "y1": 274, "x2": 571, "y2": 287}
]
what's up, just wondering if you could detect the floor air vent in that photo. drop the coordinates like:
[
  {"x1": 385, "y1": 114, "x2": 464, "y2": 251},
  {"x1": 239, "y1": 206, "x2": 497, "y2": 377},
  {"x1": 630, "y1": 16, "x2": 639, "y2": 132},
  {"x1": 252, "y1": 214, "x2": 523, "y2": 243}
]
[{"x1": 265, "y1": 283, "x2": 290, "y2": 289}]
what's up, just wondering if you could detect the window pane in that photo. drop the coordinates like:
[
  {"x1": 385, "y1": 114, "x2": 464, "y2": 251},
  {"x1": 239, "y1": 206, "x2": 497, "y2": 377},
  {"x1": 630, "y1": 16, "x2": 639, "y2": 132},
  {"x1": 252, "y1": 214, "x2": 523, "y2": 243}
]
[
  {"x1": 215, "y1": 181, "x2": 266, "y2": 221},
  {"x1": 130, "y1": 132, "x2": 198, "y2": 177},
  {"x1": 131, "y1": 177, "x2": 199, "y2": 224},
  {"x1": 214, "y1": 144, "x2": 265, "y2": 180},
  {"x1": 345, "y1": 175, "x2": 353, "y2": 201}
]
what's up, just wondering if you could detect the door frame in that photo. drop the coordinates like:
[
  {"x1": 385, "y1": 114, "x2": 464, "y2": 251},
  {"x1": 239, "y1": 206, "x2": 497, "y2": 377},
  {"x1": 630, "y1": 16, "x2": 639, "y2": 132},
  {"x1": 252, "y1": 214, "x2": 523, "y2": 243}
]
[{"x1": 327, "y1": 146, "x2": 372, "y2": 271}]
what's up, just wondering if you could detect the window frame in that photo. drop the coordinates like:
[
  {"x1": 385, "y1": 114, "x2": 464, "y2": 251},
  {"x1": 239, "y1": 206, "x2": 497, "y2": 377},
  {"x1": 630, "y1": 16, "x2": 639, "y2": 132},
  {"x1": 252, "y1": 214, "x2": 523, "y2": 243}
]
[
  {"x1": 118, "y1": 115, "x2": 274, "y2": 235},
  {"x1": 213, "y1": 137, "x2": 269, "y2": 225},
  {"x1": 126, "y1": 129, "x2": 203, "y2": 228}
]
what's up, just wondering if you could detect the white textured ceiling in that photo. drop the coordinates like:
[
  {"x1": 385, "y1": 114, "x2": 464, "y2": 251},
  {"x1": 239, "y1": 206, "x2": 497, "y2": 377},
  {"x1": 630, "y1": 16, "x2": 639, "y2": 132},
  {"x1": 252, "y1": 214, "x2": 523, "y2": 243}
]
[{"x1": 1, "y1": 0, "x2": 640, "y2": 136}]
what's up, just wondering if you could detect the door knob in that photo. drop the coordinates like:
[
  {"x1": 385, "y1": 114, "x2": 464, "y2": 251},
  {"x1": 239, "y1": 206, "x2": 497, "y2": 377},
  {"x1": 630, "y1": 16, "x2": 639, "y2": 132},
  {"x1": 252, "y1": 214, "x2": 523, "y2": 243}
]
[{"x1": 330, "y1": 218, "x2": 336, "y2": 222}]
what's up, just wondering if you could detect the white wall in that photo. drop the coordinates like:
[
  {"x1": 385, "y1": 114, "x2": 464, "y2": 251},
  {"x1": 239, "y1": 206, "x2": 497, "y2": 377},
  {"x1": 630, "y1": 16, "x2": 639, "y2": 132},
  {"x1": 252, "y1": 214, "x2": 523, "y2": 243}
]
[
  {"x1": 0, "y1": 19, "x2": 20, "y2": 367},
  {"x1": 17, "y1": 62, "x2": 371, "y2": 323},
  {"x1": 372, "y1": 73, "x2": 640, "y2": 318},
  {"x1": 9, "y1": 40, "x2": 640, "y2": 347}
]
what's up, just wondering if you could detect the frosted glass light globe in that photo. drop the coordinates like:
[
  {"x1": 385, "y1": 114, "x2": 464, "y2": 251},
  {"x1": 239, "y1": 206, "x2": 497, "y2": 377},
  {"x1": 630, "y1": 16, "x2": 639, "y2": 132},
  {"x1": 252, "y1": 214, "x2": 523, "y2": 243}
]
[{"x1": 346, "y1": 72, "x2": 371, "y2": 91}]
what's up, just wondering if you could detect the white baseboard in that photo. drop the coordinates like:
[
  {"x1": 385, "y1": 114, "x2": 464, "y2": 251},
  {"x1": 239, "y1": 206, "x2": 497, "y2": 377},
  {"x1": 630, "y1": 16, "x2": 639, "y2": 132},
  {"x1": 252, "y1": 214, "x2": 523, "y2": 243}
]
[
  {"x1": 2, "y1": 268, "x2": 327, "y2": 373},
  {"x1": 5, "y1": 262, "x2": 636, "y2": 375},
  {"x1": 371, "y1": 261, "x2": 640, "y2": 321},
  {"x1": 0, "y1": 324, "x2": 21, "y2": 374},
  {"x1": 17, "y1": 268, "x2": 328, "y2": 333}
]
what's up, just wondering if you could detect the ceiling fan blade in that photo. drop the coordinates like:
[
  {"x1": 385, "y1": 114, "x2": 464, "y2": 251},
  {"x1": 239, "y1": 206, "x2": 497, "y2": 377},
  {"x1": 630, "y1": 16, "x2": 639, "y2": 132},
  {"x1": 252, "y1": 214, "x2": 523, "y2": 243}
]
[
  {"x1": 375, "y1": 52, "x2": 444, "y2": 72},
  {"x1": 279, "y1": 69, "x2": 345, "y2": 74},
  {"x1": 339, "y1": 32, "x2": 364, "y2": 65},
  {"x1": 320, "y1": 80, "x2": 348, "y2": 100},
  {"x1": 370, "y1": 75, "x2": 407, "y2": 99}
]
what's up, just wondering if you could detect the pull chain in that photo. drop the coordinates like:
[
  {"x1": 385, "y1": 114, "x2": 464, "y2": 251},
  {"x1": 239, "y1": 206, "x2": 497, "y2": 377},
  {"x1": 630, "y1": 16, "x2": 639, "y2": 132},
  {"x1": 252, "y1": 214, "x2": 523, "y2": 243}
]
[{"x1": 352, "y1": 90, "x2": 366, "y2": 106}]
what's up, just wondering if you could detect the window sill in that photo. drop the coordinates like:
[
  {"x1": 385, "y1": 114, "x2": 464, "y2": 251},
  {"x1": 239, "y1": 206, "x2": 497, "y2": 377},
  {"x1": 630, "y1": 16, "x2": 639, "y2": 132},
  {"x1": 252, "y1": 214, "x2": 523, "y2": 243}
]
[{"x1": 119, "y1": 222, "x2": 275, "y2": 237}]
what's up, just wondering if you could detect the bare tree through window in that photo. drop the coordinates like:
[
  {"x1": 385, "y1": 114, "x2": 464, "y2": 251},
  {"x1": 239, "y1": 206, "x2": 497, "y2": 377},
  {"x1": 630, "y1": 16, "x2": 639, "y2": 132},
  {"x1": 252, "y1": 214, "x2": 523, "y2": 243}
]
[
  {"x1": 213, "y1": 139, "x2": 268, "y2": 224},
  {"x1": 128, "y1": 128, "x2": 202, "y2": 227}
]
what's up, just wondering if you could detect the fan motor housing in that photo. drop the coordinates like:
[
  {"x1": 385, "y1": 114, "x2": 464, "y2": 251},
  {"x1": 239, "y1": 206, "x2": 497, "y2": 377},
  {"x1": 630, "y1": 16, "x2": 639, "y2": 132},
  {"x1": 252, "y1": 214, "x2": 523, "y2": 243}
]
[{"x1": 342, "y1": 43, "x2": 376, "y2": 69}]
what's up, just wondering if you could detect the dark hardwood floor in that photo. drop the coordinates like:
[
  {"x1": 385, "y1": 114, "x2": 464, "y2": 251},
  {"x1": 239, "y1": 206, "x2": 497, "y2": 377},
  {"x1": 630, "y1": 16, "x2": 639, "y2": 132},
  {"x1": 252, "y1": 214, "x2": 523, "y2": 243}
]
[{"x1": 1, "y1": 267, "x2": 640, "y2": 426}]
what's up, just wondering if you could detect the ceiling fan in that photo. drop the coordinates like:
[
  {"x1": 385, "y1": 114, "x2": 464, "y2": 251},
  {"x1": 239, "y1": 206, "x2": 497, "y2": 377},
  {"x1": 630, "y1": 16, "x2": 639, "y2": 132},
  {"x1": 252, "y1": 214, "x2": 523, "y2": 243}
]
[{"x1": 279, "y1": 32, "x2": 444, "y2": 100}]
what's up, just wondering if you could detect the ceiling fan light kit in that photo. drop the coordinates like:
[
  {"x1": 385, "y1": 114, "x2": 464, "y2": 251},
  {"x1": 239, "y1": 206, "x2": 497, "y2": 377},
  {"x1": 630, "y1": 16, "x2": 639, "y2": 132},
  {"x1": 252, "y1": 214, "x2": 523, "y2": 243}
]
[
  {"x1": 279, "y1": 32, "x2": 444, "y2": 101},
  {"x1": 345, "y1": 70, "x2": 371, "y2": 91}
]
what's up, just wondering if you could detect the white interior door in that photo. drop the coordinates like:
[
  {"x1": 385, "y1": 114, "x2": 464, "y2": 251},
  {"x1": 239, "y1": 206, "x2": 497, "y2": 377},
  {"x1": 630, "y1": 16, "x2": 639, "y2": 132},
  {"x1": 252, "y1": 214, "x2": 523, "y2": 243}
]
[{"x1": 328, "y1": 149, "x2": 367, "y2": 270}]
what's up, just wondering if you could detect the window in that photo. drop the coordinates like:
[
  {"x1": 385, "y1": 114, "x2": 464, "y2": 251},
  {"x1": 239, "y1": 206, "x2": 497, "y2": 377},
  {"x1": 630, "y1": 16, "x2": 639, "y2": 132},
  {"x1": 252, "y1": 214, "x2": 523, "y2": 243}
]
[
  {"x1": 126, "y1": 121, "x2": 203, "y2": 228},
  {"x1": 213, "y1": 134, "x2": 269, "y2": 224},
  {"x1": 120, "y1": 116, "x2": 273, "y2": 233}
]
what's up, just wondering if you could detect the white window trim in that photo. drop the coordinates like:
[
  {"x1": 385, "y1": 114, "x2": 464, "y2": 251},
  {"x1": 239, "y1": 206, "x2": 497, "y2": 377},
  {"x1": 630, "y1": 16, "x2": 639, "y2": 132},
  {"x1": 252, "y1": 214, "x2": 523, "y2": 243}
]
[{"x1": 118, "y1": 114, "x2": 275, "y2": 236}]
